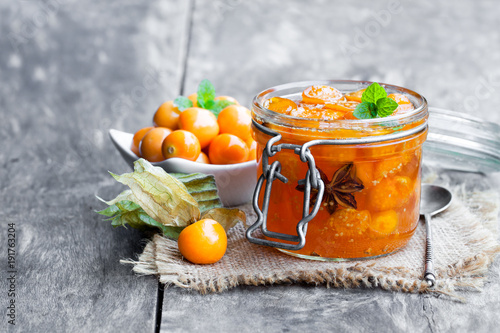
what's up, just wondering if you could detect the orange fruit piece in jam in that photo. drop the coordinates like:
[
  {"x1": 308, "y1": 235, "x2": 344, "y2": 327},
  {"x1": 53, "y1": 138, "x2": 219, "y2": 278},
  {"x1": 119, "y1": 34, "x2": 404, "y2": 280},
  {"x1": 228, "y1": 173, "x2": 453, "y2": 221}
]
[
  {"x1": 265, "y1": 97, "x2": 297, "y2": 114},
  {"x1": 327, "y1": 208, "x2": 371, "y2": 237},
  {"x1": 369, "y1": 210, "x2": 398, "y2": 237},
  {"x1": 322, "y1": 110, "x2": 346, "y2": 120},
  {"x1": 289, "y1": 103, "x2": 322, "y2": 118},
  {"x1": 302, "y1": 85, "x2": 342, "y2": 104},
  {"x1": 367, "y1": 176, "x2": 413, "y2": 211},
  {"x1": 345, "y1": 88, "x2": 366, "y2": 102},
  {"x1": 388, "y1": 93, "x2": 411, "y2": 105},
  {"x1": 388, "y1": 93, "x2": 414, "y2": 114},
  {"x1": 324, "y1": 100, "x2": 359, "y2": 112},
  {"x1": 290, "y1": 103, "x2": 344, "y2": 120}
]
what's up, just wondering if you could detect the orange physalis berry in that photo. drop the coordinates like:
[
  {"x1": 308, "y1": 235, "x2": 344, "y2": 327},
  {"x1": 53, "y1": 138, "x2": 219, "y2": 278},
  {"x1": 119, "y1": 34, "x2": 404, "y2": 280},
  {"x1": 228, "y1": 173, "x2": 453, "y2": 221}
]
[
  {"x1": 245, "y1": 138, "x2": 257, "y2": 161},
  {"x1": 153, "y1": 101, "x2": 181, "y2": 130},
  {"x1": 218, "y1": 105, "x2": 252, "y2": 141},
  {"x1": 139, "y1": 127, "x2": 172, "y2": 162},
  {"x1": 188, "y1": 93, "x2": 198, "y2": 107},
  {"x1": 131, "y1": 126, "x2": 154, "y2": 157},
  {"x1": 178, "y1": 107, "x2": 219, "y2": 149},
  {"x1": 177, "y1": 219, "x2": 227, "y2": 264},
  {"x1": 209, "y1": 134, "x2": 249, "y2": 164},
  {"x1": 161, "y1": 130, "x2": 201, "y2": 161},
  {"x1": 214, "y1": 95, "x2": 239, "y2": 105},
  {"x1": 196, "y1": 151, "x2": 211, "y2": 164}
]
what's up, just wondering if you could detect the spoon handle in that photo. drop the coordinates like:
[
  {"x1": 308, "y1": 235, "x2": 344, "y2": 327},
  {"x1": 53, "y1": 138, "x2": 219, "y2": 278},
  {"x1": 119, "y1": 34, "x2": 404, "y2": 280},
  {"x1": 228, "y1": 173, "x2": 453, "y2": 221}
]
[{"x1": 424, "y1": 213, "x2": 436, "y2": 287}]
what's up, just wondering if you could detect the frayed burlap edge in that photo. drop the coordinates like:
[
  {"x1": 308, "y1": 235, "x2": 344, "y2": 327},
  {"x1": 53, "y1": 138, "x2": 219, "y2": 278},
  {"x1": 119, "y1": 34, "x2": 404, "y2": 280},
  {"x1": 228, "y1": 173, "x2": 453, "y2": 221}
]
[{"x1": 121, "y1": 190, "x2": 500, "y2": 300}]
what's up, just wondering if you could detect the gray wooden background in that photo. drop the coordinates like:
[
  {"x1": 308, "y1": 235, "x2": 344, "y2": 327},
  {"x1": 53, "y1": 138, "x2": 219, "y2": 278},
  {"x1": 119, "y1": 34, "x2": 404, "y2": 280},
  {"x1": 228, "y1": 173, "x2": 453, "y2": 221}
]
[{"x1": 1, "y1": 0, "x2": 499, "y2": 332}]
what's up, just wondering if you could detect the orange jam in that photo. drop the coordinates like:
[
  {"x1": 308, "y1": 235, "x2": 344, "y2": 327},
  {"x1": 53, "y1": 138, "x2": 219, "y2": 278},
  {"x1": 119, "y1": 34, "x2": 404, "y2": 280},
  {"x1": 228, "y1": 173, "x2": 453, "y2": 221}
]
[{"x1": 251, "y1": 81, "x2": 428, "y2": 260}]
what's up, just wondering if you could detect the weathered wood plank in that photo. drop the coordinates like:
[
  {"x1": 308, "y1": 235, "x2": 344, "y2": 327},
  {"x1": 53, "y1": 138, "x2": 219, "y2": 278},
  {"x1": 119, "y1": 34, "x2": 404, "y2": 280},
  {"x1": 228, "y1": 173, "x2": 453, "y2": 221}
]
[
  {"x1": 161, "y1": 0, "x2": 500, "y2": 332},
  {"x1": 0, "y1": 1, "x2": 190, "y2": 332},
  {"x1": 162, "y1": 286, "x2": 432, "y2": 333},
  {"x1": 182, "y1": 0, "x2": 500, "y2": 123}
]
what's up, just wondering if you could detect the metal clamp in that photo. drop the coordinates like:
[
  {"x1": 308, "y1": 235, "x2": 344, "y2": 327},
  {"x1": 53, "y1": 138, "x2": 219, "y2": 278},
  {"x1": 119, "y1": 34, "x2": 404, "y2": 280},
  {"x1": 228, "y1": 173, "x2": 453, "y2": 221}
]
[
  {"x1": 246, "y1": 121, "x2": 326, "y2": 250},
  {"x1": 246, "y1": 119, "x2": 428, "y2": 250}
]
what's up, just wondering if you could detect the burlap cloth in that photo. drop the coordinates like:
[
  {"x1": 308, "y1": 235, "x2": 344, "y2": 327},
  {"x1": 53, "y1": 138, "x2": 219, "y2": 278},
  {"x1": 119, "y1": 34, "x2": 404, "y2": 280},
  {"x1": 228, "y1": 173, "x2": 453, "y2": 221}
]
[{"x1": 123, "y1": 186, "x2": 500, "y2": 300}]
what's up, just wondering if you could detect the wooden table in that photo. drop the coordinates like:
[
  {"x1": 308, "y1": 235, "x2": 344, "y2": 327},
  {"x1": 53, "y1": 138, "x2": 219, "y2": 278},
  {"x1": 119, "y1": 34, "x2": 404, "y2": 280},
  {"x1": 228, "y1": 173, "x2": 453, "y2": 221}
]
[{"x1": 1, "y1": 1, "x2": 499, "y2": 332}]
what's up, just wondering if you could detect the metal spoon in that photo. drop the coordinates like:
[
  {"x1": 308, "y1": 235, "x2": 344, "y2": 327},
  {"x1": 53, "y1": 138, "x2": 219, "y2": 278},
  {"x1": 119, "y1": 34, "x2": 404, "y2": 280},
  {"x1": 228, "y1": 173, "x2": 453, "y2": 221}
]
[{"x1": 420, "y1": 184, "x2": 453, "y2": 287}]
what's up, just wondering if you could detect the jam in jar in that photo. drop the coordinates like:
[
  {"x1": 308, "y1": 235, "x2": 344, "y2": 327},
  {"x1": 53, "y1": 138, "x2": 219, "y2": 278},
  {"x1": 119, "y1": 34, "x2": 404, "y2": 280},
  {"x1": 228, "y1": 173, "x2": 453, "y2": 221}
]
[{"x1": 247, "y1": 80, "x2": 428, "y2": 261}]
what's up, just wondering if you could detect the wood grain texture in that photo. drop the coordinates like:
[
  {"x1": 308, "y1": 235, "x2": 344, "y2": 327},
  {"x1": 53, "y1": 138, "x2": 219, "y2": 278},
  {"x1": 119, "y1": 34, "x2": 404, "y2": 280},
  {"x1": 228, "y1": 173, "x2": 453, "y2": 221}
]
[
  {"x1": 182, "y1": 0, "x2": 500, "y2": 124},
  {"x1": 161, "y1": 0, "x2": 500, "y2": 332},
  {"x1": 162, "y1": 286, "x2": 432, "y2": 333},
  {"x1": 0, "y1": 0, "x2": 499, "y2": 332},
  {"x1": 0, "y1": 1, "x2": 190, "y2": 332}
]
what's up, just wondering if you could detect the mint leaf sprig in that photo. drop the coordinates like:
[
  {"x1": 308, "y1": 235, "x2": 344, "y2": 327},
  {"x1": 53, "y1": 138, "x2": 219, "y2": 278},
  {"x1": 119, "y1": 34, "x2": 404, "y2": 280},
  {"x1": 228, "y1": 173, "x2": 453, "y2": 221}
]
[
  {"x1": 353, "y1": 82, "x2": 399, "y2": 119},
  {"x1": 173, "y1": 79, "x2": 235, "y2": 117}
]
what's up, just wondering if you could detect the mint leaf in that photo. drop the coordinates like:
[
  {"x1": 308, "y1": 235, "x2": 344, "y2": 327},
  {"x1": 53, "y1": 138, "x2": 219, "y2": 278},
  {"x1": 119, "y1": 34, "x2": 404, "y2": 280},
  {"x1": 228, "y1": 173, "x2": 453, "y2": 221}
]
[
  {"x1": 174, "y1": 96, "x2": 193, "y2": 111},
  {"x1": 203, "y1": 99, "x2": 235, "y2": 117},
  {"x1": 203, "y1": 100, "x2": 216, "y2": 112},
  {"x1": 353, "y1": 102, "x2": 377, "y2": 119},
  {"x1": 376, "y1": 97, "x2": 398, "y2": 117},
  {"x1": 197, "y1": 79, "x2": 216, "y2": 109},
  {"x1": 355, "y1": 82, "x2": 400, "y2": 118},
  {"x1": 361, "y1": 82, "x2": 387, "y2": 104},
  {"x1": 214, "y1": 99, "x2": 234, "y2": 112},
  {"x1": 192, "y1": 79, "x2": 234, "y2": 116}
]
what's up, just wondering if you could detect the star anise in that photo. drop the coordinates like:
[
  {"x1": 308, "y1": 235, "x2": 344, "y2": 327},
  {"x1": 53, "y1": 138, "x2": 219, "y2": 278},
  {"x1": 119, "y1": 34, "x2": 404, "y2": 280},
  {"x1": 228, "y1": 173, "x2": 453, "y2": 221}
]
[{"x1": 296, "y1": 163, "x2": 364, "y2": 214}]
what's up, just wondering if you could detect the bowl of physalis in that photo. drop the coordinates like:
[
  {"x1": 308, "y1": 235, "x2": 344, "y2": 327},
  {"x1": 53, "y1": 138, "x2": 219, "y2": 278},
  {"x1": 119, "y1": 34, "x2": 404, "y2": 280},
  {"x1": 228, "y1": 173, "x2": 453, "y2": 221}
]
[{"x1": 109, "y1": 80, "x2": 257, "y2": 207}]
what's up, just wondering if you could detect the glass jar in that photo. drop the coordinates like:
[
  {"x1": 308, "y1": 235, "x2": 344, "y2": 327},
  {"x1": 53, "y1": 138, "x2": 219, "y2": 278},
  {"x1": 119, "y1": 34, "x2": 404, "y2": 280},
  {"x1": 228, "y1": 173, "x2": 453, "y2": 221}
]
[{"x1": 246, "y1": 80, "x2": 428, "y2": 261}]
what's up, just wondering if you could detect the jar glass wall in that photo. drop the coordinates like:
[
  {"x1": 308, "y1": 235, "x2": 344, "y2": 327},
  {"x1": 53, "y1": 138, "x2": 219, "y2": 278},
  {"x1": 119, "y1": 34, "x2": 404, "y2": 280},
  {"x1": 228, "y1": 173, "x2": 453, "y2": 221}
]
[{"x1": 250, "y1": 80, "x2": 428, "y2": 261}]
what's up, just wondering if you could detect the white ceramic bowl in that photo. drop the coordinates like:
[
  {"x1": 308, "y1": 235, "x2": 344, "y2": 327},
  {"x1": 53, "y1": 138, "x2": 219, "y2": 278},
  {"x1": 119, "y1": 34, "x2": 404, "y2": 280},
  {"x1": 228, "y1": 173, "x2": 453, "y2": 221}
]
[{"x1": 109, "y1": 129, "x2": 257, "y2": 206}]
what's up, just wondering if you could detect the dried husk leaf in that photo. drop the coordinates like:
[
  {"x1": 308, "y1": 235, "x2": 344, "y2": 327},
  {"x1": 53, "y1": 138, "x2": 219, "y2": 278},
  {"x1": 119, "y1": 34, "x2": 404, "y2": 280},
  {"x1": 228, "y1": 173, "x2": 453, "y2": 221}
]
[
  {"x1": 98, "y1": 159, "x2": 242, "y2": 238},
  {"x1": 171, "y1": 173, "x2": 222, "y2": 213},
  {"x1": 96, "y1": 196, "x2": 185, "y2": 238},
  {"x1": 110, "y1": 159, "x2": 200, "y2": 227},
  {"x1": 201, "y1": 208, "x2": 247, "y2": 231}
]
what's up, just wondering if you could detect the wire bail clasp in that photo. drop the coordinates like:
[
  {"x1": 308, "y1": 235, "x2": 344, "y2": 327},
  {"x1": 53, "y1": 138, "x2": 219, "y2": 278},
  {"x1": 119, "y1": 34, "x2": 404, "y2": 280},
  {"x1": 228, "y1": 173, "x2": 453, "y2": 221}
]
[{"x1": 246, "y1": 121, "x2": 325, "y2": 250}]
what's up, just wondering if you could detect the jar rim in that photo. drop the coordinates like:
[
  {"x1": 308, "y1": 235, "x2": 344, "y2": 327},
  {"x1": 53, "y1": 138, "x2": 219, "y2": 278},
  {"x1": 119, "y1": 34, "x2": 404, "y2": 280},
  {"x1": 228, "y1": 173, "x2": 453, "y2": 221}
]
[{"x1": 252, "y1": 80, "x2": 428, "y2": 131}]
